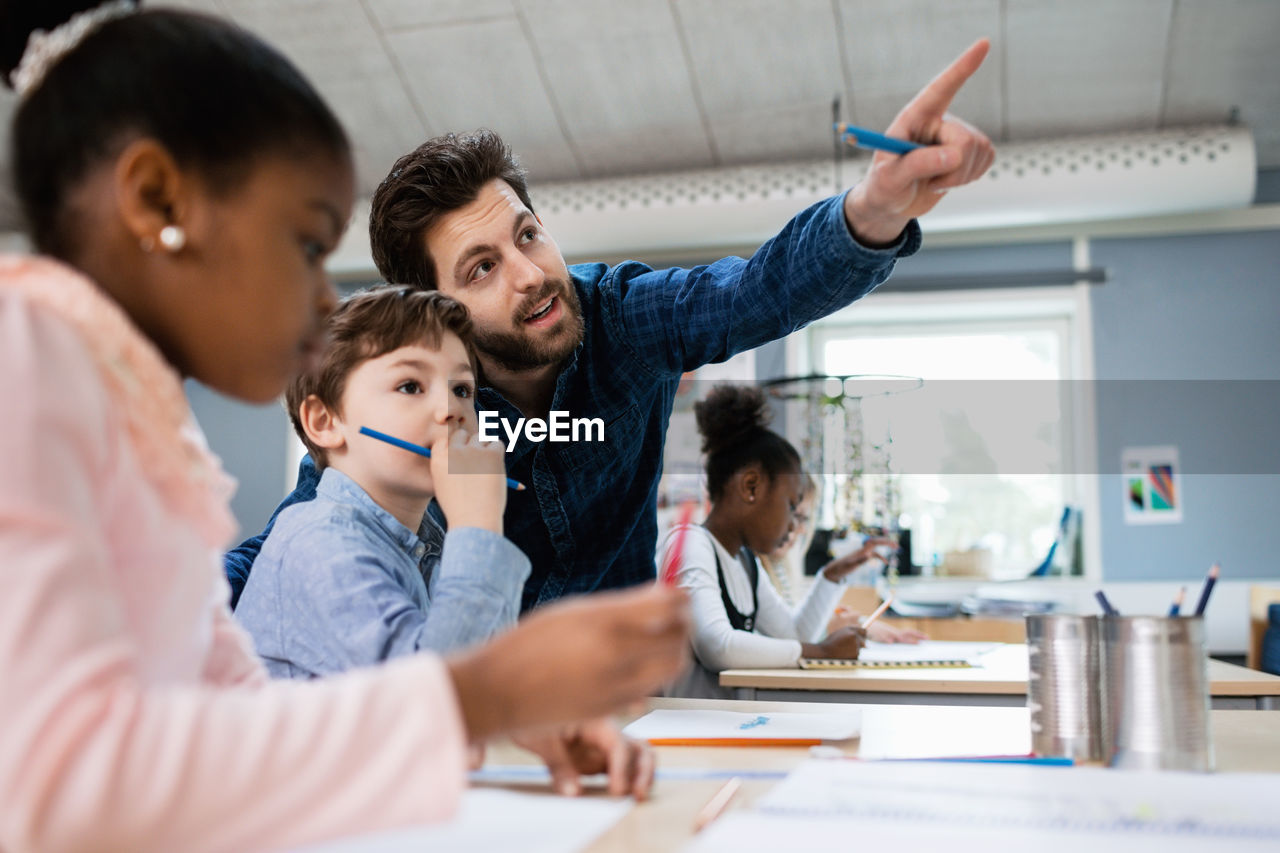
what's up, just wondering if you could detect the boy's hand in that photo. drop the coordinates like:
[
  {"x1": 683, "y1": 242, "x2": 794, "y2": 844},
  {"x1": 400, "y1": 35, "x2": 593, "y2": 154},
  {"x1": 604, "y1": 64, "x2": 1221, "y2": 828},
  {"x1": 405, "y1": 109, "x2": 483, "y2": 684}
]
[
  {"x1": 430, "y1": 426, "x2": 507, "y2": 533},
  {"x1": 513, "y1": 719, "x2": 655, "y2": 800},
  {"x1": 446, "y1": 585, "x2": 691, "y2": 742}
]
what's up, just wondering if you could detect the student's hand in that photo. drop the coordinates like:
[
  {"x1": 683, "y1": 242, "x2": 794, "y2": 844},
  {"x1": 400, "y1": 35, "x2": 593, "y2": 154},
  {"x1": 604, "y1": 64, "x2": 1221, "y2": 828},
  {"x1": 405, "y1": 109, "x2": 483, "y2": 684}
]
[
  {"x1": 445, "y1": 585, "x2": 691, "y2": 742},
  {"x1": 819, "y1": 537, "x2": 897, "y2": 583},
  {"x1": 843, "y1": 38, "x2": 996, "y2": 246},
  {"x1": 867, "y1": 622, "x2": 927, "y2": 644},
  {"x1": 801, "y1": 625, "x2": 866, "y2": 660},
  {"x1": 513, "y1": 719, "x2": 656, "y2": 800},
  {"x1": 827, "y1": 607, "x2": 926, "y2": 644},
  {"x1": 430, "y1": 426, "x2": 507, "y2": 533}
]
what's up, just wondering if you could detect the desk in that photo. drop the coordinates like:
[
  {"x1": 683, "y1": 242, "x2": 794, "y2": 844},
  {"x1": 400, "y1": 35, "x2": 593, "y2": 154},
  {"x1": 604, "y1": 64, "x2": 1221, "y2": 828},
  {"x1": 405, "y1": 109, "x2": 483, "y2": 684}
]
[
  {"x1": 563, "y1": 698, "x2": 1280, "y2": 853},
  {"x1": 720, "y1": 644, "x2": 1280, "y2": 709},
  {"x1": 319, "y1": 698, "x2": 1280, "y2": 852}
]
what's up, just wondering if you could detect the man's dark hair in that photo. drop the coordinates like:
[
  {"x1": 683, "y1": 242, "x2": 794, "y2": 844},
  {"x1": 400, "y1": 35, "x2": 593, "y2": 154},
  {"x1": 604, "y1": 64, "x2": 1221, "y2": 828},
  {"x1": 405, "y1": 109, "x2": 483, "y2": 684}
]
[
  {"x1": 2, "y1": 1, "x2": 350, "y2": 260},
  {"x1": 370, "y1": 129, "x2": 533, "y2": 290}
]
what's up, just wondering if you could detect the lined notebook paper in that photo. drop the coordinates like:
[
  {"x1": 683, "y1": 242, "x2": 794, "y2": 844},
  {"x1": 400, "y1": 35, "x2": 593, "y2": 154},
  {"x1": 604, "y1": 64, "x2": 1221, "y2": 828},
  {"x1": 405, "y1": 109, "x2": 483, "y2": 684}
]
[
  {"x1": 800, "y1": 657, "x2": 971, "y2": 669},
  {"x1": 800, "y1": 640, "x2": 1002, "y2": 669}
]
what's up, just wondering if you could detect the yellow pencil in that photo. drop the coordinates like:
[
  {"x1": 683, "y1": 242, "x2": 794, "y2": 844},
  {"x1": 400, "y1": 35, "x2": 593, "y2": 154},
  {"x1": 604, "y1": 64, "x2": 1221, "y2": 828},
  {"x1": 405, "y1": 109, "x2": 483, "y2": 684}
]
[{"x1": 860, "y1": 595, "x2": 894, "y2": 629}]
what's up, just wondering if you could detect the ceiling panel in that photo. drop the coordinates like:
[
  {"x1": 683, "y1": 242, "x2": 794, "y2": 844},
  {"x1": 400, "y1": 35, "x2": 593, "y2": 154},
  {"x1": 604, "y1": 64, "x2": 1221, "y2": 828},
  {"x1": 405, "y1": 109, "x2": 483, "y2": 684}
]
[
  {"x1": 1005, "y1": 0, "x2": 1172, "y2": 138},
  {"x1": 215, "y1": 0, "x2": 428, "y2": 194},
  {"x1": 1163, "y1": 0, "x2": 1280, "y2": 168},
  {"x1": 0, "y1": 0, "x2": 1277, "y2": 239},
  {"x1": 520, "y1": 0, "x2": 714, "y2": 177},
  {"x1": 384, "y1": 17, "x2": 582, "y2": 182},
  {"x1": 365, "y1": 0, "x2": 517, "y2": 31},
  {"x1": 677, "y1": 0, "x2": 845, "y2": 164}
]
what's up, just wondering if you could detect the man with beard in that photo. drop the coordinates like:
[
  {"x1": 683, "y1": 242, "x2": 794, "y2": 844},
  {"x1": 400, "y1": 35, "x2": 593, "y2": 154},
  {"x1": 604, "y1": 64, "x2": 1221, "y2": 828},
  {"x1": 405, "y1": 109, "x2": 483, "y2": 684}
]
[{"x1": 225, "y1": 40, "x2": 995, "y2": 613}]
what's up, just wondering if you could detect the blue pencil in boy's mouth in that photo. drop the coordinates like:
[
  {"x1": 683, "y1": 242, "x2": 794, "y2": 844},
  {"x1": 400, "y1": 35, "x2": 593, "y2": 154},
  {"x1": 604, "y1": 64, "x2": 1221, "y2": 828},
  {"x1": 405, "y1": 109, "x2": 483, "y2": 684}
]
[{"x1": 358, "y1": 426, "x2": 526, "y2": 491}]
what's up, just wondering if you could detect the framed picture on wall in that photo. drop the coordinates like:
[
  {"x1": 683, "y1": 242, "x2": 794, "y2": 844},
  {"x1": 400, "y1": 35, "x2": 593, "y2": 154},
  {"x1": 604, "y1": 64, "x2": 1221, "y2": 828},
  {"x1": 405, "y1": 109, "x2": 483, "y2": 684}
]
[{"x1": 1122, "y1": 445, "x2": 1183, "y2": 525}]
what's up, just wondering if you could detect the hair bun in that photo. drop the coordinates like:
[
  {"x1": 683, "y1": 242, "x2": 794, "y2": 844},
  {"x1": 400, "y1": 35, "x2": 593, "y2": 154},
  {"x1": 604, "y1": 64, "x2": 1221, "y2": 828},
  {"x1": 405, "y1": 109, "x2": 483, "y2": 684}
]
[
  {"x1": 0, "y1": 0, "x2": 139, "y2": 86},
  {"x1": 693, "y1": 384, "x2": 772, "y2": 455}
]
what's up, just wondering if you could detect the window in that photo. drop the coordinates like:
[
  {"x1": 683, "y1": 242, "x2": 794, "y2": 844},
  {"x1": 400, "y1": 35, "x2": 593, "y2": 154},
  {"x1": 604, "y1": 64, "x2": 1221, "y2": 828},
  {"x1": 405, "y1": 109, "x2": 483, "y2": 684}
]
[{"x1": 796, "y1": 288, "x2": 1090, "y2": 580}]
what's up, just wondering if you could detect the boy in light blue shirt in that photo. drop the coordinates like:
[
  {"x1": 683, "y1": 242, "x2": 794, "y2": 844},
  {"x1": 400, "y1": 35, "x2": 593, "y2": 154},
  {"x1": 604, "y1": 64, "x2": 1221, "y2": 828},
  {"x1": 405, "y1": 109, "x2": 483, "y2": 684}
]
[{"x1": 236, "y1": 285, "x2": 529, "y2": 678}]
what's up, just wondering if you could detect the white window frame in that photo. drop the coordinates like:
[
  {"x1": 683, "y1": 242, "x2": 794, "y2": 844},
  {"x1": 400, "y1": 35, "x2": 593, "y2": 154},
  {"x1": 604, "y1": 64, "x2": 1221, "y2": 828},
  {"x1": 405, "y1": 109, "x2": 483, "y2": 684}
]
[{"x1": 788, "y1": 279, "x2": 1101, "y2": 582}]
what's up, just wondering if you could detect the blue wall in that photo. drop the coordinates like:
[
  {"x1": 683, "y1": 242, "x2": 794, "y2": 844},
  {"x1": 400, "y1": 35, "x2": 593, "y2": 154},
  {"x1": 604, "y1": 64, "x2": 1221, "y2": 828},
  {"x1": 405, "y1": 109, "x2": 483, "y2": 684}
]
[
  {"x1": 1090, "y1": 229, "x2": 1280, "y2": 580},
  {"x1": 186, "y1": 381, "x2": 292, "y2": 543}
]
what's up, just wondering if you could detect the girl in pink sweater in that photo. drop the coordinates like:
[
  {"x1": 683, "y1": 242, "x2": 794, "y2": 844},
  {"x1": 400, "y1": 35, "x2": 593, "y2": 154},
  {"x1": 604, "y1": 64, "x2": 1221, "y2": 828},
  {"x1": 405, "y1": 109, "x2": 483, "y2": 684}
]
[{"x1": 0, "y1": 3, "x2": 688, "y2": 852}]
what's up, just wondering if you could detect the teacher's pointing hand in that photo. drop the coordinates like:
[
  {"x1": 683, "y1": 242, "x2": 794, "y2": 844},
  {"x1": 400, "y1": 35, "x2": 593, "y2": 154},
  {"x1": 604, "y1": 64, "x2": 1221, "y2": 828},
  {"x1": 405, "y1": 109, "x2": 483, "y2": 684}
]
[{"x1": 844, "y1": 38, "x2": 996, "y2": 246}]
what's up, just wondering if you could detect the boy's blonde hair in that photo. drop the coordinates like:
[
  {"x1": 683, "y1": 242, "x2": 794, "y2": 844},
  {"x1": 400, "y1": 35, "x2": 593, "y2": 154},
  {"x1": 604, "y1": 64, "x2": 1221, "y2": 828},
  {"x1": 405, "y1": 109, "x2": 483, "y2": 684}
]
[{"x1": 287, "y1": 285, "x2": 477, "y2": 469}]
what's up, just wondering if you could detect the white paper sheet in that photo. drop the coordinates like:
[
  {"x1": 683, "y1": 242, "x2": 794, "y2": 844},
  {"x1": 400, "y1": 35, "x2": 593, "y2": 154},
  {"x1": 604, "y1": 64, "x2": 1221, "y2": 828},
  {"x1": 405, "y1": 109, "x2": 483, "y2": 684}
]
[
  {"x1": 683, "y1": 758, "x2": 1280, "y2": 851},
  {"x1": 857, "y1": 639, "x2": 1003, "y2": 665},
  {"x1": 291, "y1": 788, "x2": 631, "y2": 853},
  {"x1": 687, "y1": 811, "x2": 1280, "y2": 852},
  {"x1": 622, "y1": 709, "x2": 860, "y2": 742},
  {"x1": 857, "y1": 705, "x2": 1032, "y2": 759}
]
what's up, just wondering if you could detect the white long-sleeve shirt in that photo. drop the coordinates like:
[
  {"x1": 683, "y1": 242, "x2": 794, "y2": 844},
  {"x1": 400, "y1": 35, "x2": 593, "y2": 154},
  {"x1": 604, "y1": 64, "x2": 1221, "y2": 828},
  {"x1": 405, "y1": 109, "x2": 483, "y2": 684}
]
[{"x1": 659, "y1": 525, "x2": 845, "y2": 697}]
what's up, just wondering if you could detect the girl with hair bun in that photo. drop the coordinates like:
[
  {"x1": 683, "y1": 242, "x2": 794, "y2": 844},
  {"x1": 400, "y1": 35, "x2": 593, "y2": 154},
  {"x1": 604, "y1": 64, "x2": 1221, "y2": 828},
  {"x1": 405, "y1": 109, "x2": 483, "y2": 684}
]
[
  {"x1": 0, "y1": 4, "x2": 688, "y2": 851},
  {"x1": 659, "y1": 385, "x2": 893, "y2": 699}
]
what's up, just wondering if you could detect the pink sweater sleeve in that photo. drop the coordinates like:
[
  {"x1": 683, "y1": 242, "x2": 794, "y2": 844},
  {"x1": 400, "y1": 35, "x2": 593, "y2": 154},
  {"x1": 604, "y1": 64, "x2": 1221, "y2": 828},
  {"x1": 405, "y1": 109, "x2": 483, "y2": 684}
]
[
  {"x1": 203, "y1": 583, "x2": 270, "y2": 688},
  {"x1": 0, "y1": 294, "x2": 468, "y2": 853}
]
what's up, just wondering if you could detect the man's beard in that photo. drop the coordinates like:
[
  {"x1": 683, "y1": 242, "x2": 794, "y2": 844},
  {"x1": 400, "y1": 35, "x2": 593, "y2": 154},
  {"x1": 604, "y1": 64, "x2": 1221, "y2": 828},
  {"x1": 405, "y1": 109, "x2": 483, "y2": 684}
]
[{"x1": 473, "y1": 279, "x2": 585, "y2": 373}]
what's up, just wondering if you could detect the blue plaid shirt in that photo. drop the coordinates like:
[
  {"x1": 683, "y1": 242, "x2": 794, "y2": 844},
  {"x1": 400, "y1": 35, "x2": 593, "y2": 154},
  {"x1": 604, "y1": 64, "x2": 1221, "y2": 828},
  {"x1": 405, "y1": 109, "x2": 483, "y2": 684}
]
[{"x1": 225, "y1": 193, "x2": 920, "y2": 611}]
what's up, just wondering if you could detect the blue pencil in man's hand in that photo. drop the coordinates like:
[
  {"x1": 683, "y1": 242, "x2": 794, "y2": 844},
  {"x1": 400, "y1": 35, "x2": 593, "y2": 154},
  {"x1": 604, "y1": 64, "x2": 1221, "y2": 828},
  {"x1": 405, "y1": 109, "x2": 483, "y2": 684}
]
[
  {"x1": 359, "y1": 426, "x2": 526, "y2": 491},
  {"x1": 834, "y1": 122, "x2": 923, "y2": 155}
]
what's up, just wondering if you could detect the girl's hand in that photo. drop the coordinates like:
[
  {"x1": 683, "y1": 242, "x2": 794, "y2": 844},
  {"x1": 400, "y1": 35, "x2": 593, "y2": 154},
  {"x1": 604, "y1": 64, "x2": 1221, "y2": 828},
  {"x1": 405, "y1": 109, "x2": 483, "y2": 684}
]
[
  {"x1": 867, "y1": 622, "x2": 927, "y2": 644},
  {"x1": 802, "y1": 625, "x2": 866, "y2": 660},
  {"x1": 446, "y1": 585, "x2": 691, "y2": 742},
  {"x1": 820, "y1": 537, "x2": 897, "y2": 583},
  {"x1": 513, "y1": 719, "x2": 655, "y2": 800},
  {"x1": 828, "y1": 607, "x2": 927, "y2": 644}
]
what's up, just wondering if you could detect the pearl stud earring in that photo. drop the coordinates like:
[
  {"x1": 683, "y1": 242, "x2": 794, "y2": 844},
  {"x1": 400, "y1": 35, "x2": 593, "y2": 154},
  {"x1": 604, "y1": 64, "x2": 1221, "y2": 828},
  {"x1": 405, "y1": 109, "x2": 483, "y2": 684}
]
[{"x1": 158, "y1": 225, "x2": 186, "y2": 252}]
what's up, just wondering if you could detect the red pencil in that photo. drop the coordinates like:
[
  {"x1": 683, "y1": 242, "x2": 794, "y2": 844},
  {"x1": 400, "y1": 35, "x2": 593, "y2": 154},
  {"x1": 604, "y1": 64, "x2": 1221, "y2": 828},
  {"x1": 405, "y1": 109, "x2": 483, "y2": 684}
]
[{"x1": 660, "y1": 500, "x2": 697, "y2": 586}]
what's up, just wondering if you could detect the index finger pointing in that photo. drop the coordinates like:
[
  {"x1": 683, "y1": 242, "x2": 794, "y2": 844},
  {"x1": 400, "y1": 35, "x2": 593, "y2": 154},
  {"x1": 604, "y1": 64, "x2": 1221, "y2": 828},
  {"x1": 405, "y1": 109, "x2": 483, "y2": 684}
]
[{"x1": 906, "y1": 37, "x2": 990, "y2": 121}]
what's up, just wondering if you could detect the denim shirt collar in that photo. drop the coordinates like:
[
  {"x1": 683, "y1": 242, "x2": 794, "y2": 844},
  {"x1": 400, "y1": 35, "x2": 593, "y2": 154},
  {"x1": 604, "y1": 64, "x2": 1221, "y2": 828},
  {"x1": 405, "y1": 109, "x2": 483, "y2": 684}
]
[{"x1": 316, "y1": 467, "x2": 442, "y2": 561}]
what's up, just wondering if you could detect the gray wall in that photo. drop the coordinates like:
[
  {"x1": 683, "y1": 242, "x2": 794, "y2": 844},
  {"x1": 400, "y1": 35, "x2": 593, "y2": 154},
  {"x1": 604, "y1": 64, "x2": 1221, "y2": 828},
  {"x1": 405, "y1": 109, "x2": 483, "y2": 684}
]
[{"x1": 1090, "y1": 228, "x2": 1280, "y2": 581}]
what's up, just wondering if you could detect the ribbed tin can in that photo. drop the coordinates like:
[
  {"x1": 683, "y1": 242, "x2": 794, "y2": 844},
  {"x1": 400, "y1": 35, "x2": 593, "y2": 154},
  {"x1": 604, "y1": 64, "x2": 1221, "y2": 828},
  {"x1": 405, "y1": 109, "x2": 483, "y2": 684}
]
[
  {"x1": 1103, "y1": 615, "x2": 1213, "y2": 771},
  {"x1": 1026, "y1": 614, "x2": 1106, "y2": 761}
]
